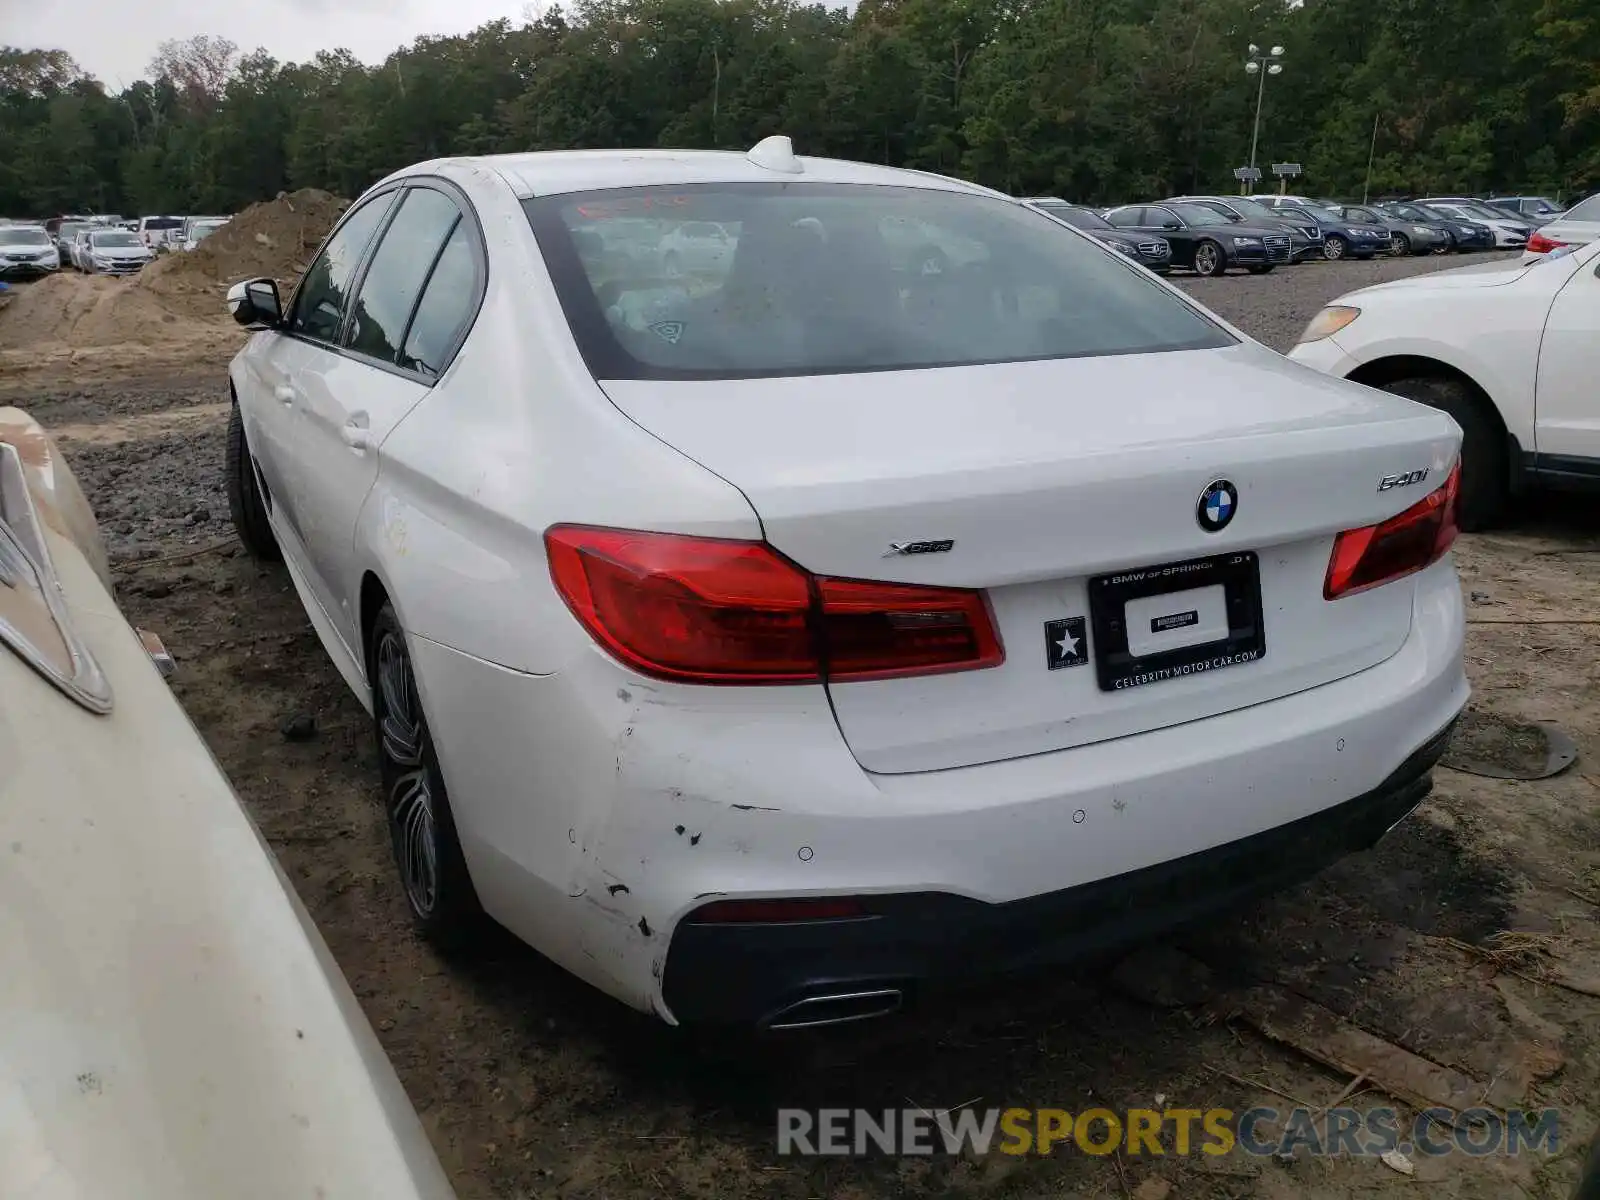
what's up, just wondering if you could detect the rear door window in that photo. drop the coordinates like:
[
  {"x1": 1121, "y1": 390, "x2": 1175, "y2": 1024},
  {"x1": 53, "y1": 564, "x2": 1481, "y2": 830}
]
[
  {"x1": 343, "y1": 187, "x2": 462, "y2": 365},
  {"x1": 288, "y1": 193, "x2": 396, "y2": 344},
  {"x1": 400, "y1": 223, "x2": 481, "y2": 378}
]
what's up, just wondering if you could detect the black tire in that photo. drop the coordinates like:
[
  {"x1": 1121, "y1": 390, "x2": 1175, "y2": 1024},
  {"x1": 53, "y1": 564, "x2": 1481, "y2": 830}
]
[
  {"x1": 1433, "y1": 236, "x2": 1453, "y2": 255},
  {"x1": 1377, "y1": 375, "x2": 1507, "y2": 531},
  {"x1": 226, "y1": 401, "x2": 281, "y2": 562},
  {"x1": 1192, "y1": 239, "x2": 1226, "y2": 277},
  {"x1": 1323, "y1": 234, "x2": 1348, "y2": 260},
  {"x1": 1247, "y1": 264, "x2": 1274, "y2": 275},
  {"x1": 1391, "y1": 233, "x2": 1411, "y2": 256},
  {"x1": 370, "y1": 603, "x2": 485, "y2": 951}
]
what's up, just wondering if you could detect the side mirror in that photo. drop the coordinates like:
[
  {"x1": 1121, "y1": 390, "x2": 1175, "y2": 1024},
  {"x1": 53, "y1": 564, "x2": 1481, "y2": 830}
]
[
  {"x1": 1162, "y1": 220, "x2": 1182, "y2": 231},
  {"x1": 227, "y1": 277, "x2": 282, "y2": 328}
]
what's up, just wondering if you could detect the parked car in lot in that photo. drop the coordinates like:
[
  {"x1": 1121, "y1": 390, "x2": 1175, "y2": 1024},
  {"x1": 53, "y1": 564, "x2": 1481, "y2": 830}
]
[
  {"x1": 137, "y1": 214, "x2": 186, "y2": 250},
  {"x1": 80, "y1": 227, "x2": 156, "y2": 274},
  {"x1": 1485, "y1": 196, "x2": 1564, "y2": 224},
  {"x1": 1428, "y1": 196, "x2": 1553, "y2": 229},
  {"x1": 181, "y1": 214, "x2": 230, "y2": 251},
  {"x1": 1167, "y1": 195, "x2": 1322, "y2": 261},
  {"x1": 1418, "y1": 200, "x2": 1531, "y2": 248},
  {"x1": 68, "y1": 227, "x2": 95, "y2": 270},
  {"x1": 1325, "y1": 203, "x2": 1450, "y2": 256},
  {"x1": 0, "y1": 223, "x2": 60, "y2": 278},
  {"x1": 53, "y1": 219, "x2": 93, "y2": 255},
  {"x1": 1290, "y1": 239, "x2": 1600, "y2": 529},
  {"x1": 1024, "y1": 198, "x2": 1173, "y2": 272},
  {"x1": 223, "y1": 140, "x2": 1467, "y2": 1029},
  {"x1": 1260, "y1": 199, "x2": 1388, "y2": 260},
  {"x1": 0, "y1": 408, "x2": 457, "y2": 1199},
  {"x1": 1378, "y1": 202, "x2": 1494, "y2": 252},
  {"x1": 44, "y1": 213, "x2": 92, "y2": 241},
  {"x1": 1521, "y1": 193, "x2": 1600, "y2": 260},
  {"x1": 1104, "y1": 201, "x2": 1292, "y2": 274}
]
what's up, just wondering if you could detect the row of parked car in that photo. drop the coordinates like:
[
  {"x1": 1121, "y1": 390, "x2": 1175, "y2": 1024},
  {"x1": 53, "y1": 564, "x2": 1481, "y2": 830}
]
[
  {"x1": 1022, "y1": 192, "x2": 1573, "y2": 276},
  {"x1": 0, "y1": 212, "x2": 232, "y2": 281}
]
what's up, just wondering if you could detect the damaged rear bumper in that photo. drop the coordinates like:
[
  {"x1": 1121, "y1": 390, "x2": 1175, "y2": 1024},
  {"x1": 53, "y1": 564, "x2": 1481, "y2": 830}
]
[
  {"x1": 411, "y1": 559, "x2": 1466, "y2": 1026},
  {"x1": 662, "y1": 718, "x2": 1454, "y2": 1027}
]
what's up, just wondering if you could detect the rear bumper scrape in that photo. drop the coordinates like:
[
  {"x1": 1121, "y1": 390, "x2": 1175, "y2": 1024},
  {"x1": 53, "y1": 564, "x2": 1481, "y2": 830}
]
[{"x1": 662, "y1": 716, "x2": 1458, "y2": 1027}]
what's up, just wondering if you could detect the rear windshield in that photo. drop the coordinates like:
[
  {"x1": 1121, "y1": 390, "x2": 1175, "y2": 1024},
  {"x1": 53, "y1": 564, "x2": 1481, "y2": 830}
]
[
  {"x1": 525, "y1": 183, "x2": 1231, "y2": 380},
  {"x1": 1563, "y1": 195, "x2": 1600, "y2": 222},
  {"x1": 0, "y1": 228, "x2": 50, "y2": 246},
  {"x1": 144, "y1": 217, "x2": 184, "y2": 230}
]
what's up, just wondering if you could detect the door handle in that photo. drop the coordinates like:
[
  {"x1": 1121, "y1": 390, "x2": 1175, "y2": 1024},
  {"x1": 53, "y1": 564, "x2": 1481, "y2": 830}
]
[{"x1": 274, "y1": 385, "x2": 296, "y2": 405}]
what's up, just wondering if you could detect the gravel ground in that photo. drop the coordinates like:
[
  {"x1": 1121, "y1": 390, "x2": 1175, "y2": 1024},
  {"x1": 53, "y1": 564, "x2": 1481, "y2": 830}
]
[{"x1": 11, "y1": 250, "x2": 1599, "y2": 1200}]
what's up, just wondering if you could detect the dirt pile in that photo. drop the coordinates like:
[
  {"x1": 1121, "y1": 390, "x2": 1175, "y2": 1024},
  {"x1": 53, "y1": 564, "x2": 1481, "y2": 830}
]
[
  {"x1": 0, "y1": 272, "x2": 243, "y2": 379},
  {"x1": 0, "y1": 188, "x2": 349, "y2": 378},
  {"x1": 0, "y1": 272, "x2": 181, "y2": 349},
  {"x1": 138, "y1": 189, "x2": 350, "y2": 320}
]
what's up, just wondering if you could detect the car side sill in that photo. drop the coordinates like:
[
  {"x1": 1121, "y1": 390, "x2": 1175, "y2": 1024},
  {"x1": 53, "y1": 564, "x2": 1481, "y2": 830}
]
[{"x1": 1527, "y1": 452, "x2": 1600, "y2": 490}]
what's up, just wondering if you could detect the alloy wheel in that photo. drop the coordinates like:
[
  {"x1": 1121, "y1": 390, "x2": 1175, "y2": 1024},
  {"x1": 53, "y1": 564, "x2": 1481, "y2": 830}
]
[
  {"x1": 377, "y1": 630, "x2": 438, "y2": 917},
  {"x1": 1194, "y1": 243, "x2": 1220, "y2": 275}
]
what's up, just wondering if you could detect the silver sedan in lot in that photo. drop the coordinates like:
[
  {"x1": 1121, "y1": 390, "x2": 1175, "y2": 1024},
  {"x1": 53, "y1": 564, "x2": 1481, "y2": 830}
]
[{"x1": 80, "y1": 228, "x2": 156, "y2": 274}]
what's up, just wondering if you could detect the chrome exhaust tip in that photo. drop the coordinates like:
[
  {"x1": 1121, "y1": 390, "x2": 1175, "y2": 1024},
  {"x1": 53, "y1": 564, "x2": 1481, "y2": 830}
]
[{"x1": 765, "y1": 988, "x2": 904, "y2": 1030}]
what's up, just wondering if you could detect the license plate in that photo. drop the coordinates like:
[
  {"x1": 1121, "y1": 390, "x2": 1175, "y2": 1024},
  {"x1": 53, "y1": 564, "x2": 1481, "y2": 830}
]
[{"x1": 1087, "y1": 552, "x2": 1265, "y2": 692}]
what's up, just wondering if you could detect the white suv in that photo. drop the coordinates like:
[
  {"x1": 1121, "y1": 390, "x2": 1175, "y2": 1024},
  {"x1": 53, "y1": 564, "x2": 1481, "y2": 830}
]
[
  {"x1": 224, "y1": 139, "x2": 1467, "y2": 1028},
  {"x1": 1290, "y1": 241, "x2": 1600, "y2": 528}
]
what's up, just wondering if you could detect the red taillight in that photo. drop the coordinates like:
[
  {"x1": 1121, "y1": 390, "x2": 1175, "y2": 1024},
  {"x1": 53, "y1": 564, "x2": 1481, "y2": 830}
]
[
  {"x1": 545, "y1": 525, "x2": 1004, "y2": 685},
  {"x1": 687, "y1": 897, "x2": 868, "y2": 923},
  {"x1": 1324, "y1": 463, "x2": 1460, "y2": 600},
  {"x1": 1527, "y1": 230, "x2": 1567, "y2": 254},
  {"x1": 815, "y1": 577, "x2": 1003, "y2": 682}
]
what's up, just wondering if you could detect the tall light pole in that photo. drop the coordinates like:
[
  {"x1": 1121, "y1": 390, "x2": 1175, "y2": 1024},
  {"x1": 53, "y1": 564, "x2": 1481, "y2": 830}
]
[{"x1": 1244, "y1": 44, "x2": 1285, "y2": 195}]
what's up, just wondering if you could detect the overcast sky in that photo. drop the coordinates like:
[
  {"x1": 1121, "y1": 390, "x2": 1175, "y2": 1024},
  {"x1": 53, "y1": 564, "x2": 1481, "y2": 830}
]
[{"x1": 1, "y1": 0, "x2": 529, "y2": 88}]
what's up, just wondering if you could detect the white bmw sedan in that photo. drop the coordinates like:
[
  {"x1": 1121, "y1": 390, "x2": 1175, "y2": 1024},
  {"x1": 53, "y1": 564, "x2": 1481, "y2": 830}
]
[{"x1": 225, "y1": 139, "x2": 1468, "y2": 1029}]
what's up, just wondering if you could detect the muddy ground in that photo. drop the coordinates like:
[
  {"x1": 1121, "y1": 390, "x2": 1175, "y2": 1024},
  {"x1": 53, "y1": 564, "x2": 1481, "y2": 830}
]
[{"x1": 4, "y1": 254, "x2": 1598, "y2": 1199}]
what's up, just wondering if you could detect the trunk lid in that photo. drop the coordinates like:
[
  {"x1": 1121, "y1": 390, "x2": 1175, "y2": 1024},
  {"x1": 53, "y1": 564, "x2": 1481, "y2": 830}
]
[{"x1": 601, "y1": 344, "x2": 1460, "y2": 774}]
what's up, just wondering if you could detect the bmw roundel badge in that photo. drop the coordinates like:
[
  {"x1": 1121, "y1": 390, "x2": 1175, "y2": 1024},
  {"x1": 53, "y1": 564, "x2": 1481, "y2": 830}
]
[{"x1": 1196, "y1": 479, "x2": 1238, "y2": 533}]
